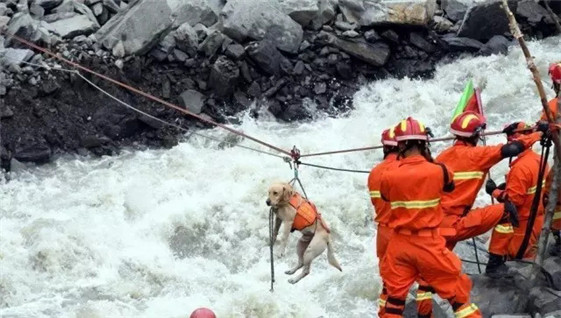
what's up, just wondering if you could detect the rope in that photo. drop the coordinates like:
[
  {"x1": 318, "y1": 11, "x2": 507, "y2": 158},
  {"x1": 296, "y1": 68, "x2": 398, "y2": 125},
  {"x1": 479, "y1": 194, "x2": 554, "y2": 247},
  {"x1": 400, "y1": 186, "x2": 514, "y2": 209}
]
[
  {"x1": 4, "y1": 32, "x2": 292, "y2": 157},
  {"x1": 269, "y1": 207, "x2": 276, "y2": 292},
  {"x1": 299, "y1": 162, "x2": 370, "y2": 174}
]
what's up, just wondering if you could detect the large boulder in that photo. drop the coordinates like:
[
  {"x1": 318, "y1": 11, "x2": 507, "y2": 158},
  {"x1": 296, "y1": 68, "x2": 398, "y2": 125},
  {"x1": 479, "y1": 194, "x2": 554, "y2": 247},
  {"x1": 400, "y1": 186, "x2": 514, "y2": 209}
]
[
  {"x1": 338, "y1": 0, "x2": 437, "y2": 27},
  {"x1": 208, "y1": 56, "x2": 239, "y2": 97},
  {"x1": 310, "y1": 0, "x2": 337, "y2": 29},
  {"x1": 516, "y1": 0, "x2": 554, "y2": 26},
  {"x1": 527, "y1": 287, "x2": 561, "y2": 315},
  {"x1": 34, "y1": 0, "x2": 64, "y2": 10},
  {"x1": 442, "y1": 35, "x2": 483, "y2": 52},
  {"x1": 220, "y1": 0, "x2": 303, "y2": 53},
  {"x1": 478, "y1": 35, "x2": 510, "y2": 56},
  {"x1": 178, "y1": 89, "x2": 206, "y2": 114},
  {"x1": 96, "y1": 0, "x2": 216, "y2": 56},
  {"x1": 457, "y1": 0, "x2": 518, "y2": 41},
  {"x1": 46, "y1": 14, "x2": 98, "y2": 38},
  {"x1": 0, "y1": 48, "x2": 34, "y2": 67},
  {"x1": 543, "y1": 256, "x2": 561, "y2": 290},
  {"x1": 174, "y1": 22, "x2": 198, "y2": 57},
  {"x1": 277, "y1": 0, "x2": 319, "y2": 27},
  {"x1": 246, "y1": 40, "x2": 282, "y2": 75},
  {"x1": 319, "y1": 32, "x2": 390, "y2": 67},
  {"x1": 6, "y1": 13, "x2": 52, "y2": 45},
  {"x1": 441, "y1": 0, "x2": 486, "y2": 22}
]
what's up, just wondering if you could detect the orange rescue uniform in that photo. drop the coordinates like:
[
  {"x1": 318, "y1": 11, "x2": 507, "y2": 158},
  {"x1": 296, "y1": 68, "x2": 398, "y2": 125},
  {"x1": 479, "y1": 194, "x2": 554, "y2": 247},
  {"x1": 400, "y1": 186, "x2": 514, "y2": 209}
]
[
  {"x1": 380, "y1": 155, "x2": 481, "y2": 318},
  {"x1": 368, "y1": 154, "x2": 433, "y2": 317},
  {"x1": 436, "y1": 133, "x2": 542, "y2": 249},
  {"x1": 540, "y1": 97, "x2": 559, "y2": 122},
  {"x1": 544, "y1": 170, "x2": 561, "y2": 231},
  {"x1": 489, "y1": 149, "x2": 549, "y2": 259}
]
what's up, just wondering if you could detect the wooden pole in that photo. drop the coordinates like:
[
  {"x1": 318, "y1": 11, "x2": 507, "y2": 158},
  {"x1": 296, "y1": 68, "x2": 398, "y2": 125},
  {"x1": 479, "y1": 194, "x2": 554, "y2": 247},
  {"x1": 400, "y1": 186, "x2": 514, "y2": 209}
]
[
  {"x1": 501, "y1": 0, "x2": 561, "y2": 160},
  {"x1": 536, "y1": 97, "x2": 561, "y2": 266}
]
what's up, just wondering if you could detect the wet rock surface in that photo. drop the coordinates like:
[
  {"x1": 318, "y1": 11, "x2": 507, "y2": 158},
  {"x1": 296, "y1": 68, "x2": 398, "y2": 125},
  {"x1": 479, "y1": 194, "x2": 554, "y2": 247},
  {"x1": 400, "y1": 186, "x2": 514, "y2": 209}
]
[{"x1": 0, "y1": 0, "x2": 560, "y2": 169}]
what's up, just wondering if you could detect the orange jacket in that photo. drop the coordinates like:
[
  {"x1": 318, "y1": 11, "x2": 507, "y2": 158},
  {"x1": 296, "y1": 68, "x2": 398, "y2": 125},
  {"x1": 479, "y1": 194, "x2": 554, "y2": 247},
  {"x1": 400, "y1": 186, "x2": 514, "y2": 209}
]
[
  {"x1": 380, "y1": 155, "x2": 454, "y2": 231},
  {"x1": 544, "y1": 170, "x2": 561, "y2": 220},
  {"x1": 368, "y1": 153, "x2": 399, "y2": 225},
  {"x1": 540, "y1": 97, "x2": 559, "y2": 121},
  {"x1": 492, "y1": 149, "x2": 549, "y2": 220},
  {"x1": 436, "y1": 133, "x2": 542, "y2": 216},
  {"x1": 289, "y1": 193, "x2": 318, "y2": 231}
]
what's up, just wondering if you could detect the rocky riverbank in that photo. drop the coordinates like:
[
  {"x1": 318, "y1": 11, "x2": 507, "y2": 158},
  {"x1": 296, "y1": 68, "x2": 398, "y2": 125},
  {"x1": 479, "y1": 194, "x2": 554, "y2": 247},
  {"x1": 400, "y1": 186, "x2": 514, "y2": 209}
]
[{"x1": 1, "y1": 0, "x2": 560, "y2": 170}]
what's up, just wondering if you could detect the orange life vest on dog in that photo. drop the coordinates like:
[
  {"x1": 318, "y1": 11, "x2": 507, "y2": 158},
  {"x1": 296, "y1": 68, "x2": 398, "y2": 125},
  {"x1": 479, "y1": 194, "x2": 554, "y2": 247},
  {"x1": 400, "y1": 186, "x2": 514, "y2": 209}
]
[{"x1": 289, "y1": 193, "x2": 318, "y2": 231}]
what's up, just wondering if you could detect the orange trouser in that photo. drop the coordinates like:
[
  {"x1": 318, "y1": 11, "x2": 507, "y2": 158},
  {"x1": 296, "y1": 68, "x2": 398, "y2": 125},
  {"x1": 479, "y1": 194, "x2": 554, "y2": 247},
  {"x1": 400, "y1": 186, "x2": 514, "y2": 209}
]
[
  {"x1": 377, "y1": 225, "x2": 433, "y2": 317},
  {"x1": 381, "y1": 231, "x2": 481, "y2": 318},
  {"x1": 442, "y1": 204, "x2": 505, "y2": 250},
  {"x1": 489, "y1": 215, "x2": 544, "y2": 259}
]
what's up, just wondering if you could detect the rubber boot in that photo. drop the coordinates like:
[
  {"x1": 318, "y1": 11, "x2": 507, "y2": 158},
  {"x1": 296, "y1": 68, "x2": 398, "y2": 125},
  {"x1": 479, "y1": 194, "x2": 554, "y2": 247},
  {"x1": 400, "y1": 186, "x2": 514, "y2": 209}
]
[
  {"x1": 504, "y1": 200, "x2": 519, "y2": 228},
  {"x1": 485, "y1": 253, "x2": 510, "y2": 278}
]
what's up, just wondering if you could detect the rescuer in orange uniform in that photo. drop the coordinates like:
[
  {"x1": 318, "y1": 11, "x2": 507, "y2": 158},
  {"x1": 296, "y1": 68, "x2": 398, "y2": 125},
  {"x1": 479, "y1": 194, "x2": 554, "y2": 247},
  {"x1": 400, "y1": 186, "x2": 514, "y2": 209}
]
[
  {"x1": 437, "y1": 111, "x2": 542, "y2": 251},
  {"x1": 380, "y1": 117, "x2": 481, "y2": 318},
  {"x1": 368, "y1": 128, "x2": 434, "y2": 317},
  {"x1": 485, "y1": 122, "x2": 549, "y2": 274},
  {"x1": 542, "y1": 62, "x2": 561, "y2": 255}
]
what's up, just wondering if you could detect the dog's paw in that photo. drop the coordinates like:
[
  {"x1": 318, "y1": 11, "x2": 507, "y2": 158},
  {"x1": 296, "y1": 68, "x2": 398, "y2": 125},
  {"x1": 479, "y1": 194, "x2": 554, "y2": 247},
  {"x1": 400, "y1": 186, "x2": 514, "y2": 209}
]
[
  {"x1": 288, "y1": 278, "x2": 298, "y2": 284},
  {"x1": 284, "y1": 269, "x2": 295, "y2": 275},
  {"x1": 276, "y1": 251, "x2": 285, "y2": 259}
]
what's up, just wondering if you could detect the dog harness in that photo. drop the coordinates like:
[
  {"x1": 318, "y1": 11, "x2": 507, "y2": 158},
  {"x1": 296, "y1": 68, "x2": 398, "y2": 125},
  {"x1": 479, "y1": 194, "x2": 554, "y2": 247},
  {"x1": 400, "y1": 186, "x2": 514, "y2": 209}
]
[{"x1": 289, "y1": 193, "x2": 319, "y2": 232}]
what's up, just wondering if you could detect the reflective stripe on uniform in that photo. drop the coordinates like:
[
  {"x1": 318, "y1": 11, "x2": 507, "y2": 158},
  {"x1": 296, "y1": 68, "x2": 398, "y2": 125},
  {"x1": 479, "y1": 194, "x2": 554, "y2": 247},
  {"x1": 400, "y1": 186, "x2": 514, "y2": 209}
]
[
  {"x1": 527, "y1": 180, "x2": 547, "y2": 194},
  {"x1": 370, "y1": 191, "x2": 381, "y2": 199},
  {"x1": 391, "y1": 198, "x2": 440, "y2": 209},
  {"x1": 416, "y1": 291, "x2": 433, "y2": 301},
  {"x1": 455, "y1": 303, "x2": 479, "y2": 318},
  {"x1": 494, "y1": 224, "x2": 514, "y2": 234},
  {"x1": 453, "y1": 171, "x2": 484, "y2": 180},
  {"x1": 553, "y1": 211, "x2": 561, "y2": 220},
  {"x1": 378, "y1": 298, "x2": 387, "y2": 307}
]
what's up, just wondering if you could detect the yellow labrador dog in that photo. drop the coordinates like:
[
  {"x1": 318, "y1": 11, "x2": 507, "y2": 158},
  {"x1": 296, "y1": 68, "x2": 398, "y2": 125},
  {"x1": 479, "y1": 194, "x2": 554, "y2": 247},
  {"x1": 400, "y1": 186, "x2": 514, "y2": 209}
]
[{"x1": 266, "y1": 182, "x2": 342, "y2": 284}]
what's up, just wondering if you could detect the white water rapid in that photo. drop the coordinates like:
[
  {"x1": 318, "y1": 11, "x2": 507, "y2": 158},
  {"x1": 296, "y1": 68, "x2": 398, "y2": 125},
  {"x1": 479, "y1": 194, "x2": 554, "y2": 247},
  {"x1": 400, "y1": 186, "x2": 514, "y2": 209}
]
[{"x1": 1, "y1": 36, "x2": 560, "y2": 318}]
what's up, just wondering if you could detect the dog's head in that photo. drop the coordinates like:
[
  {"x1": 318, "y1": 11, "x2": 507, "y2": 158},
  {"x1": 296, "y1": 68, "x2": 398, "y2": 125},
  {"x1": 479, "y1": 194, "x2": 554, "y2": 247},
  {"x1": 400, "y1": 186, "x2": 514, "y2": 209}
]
[{"x1": 266, "y1": 182, "x2": 293, "y2": 208}]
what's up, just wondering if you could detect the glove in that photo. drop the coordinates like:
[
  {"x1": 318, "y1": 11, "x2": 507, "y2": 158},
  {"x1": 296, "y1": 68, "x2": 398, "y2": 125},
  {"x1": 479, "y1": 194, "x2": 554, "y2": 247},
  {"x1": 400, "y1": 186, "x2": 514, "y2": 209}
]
[
  {"x1": 502, "y1": 122, "x2": 521, "y2": 136},
  {"x1": 497, "y1": 182, "x2": 506, "y2": 190},
  {"x1": 536, "y1": 121, "x2": 550, "y2": 134},
  {"x1": 504, "y1": 199, "x2": 519, "y2": 228},
  {"x1": 486, "y1": 179, "x2": 497, "y2": 196}
]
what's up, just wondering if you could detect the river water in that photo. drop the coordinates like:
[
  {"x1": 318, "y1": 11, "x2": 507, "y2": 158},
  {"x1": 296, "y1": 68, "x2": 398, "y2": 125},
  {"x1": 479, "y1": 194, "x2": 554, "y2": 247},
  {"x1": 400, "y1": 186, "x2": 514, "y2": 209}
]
[{"x1": 1, "y1": 36, "x2": 559, "y2": 318}]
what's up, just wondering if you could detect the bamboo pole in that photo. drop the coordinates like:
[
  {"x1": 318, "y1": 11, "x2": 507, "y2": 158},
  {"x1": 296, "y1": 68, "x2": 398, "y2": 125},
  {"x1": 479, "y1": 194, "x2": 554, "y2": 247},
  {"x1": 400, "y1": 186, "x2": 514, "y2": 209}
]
[
  {"x1": 501, "y1": 0, "x2": 561, "y2": 160},
  {"x1": 536, "y1": 97, "x2": 561, "y2": 266}
]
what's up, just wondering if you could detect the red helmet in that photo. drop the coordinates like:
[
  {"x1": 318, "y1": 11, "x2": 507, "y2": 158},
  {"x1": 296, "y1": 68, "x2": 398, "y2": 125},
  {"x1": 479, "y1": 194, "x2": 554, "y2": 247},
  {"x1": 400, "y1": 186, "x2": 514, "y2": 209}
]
[
  {"x1": 394, "y1": 117, "x2": 429, "y2": 142},
  {"x1": 381, "y1": 127, "x2": 398, "y2": 146},
  {"x1": 190, "y1": 308, "x2": 216, "y2": 318},
  {"x1": 505, "y1": 122, "x2": 533, "y2": 142},
  {"x1": 549, "y1": 62, "x2": 561, "y2": 84},
  {"x1": 450, "y1": 111, "x2": 486, "y2": 137}
]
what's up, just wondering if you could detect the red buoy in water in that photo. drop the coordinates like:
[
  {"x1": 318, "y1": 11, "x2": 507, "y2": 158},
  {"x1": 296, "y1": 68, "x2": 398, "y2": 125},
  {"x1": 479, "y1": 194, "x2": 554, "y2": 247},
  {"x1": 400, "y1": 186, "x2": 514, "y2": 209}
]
[{"x1": 190, "y1": 307, "x2": 216, "y2": 318}]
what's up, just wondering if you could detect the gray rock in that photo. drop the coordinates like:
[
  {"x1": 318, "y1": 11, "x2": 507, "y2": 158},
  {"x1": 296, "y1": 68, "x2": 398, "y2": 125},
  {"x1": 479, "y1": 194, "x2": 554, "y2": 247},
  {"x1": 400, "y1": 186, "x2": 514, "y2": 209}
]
[
  {"x1": 339, "y1": 0, "x2": 437, "y2": 26},
  {"x1": 334, "y1": 20, "x2": 355, "y2": 31},
  {"x1": 457, "y1": 1, "x2": 516, "y2": 41},
  {"x1": 112, "y1": 39, "x2": 125, "y2": 57},
  {"x1": 221, "y1": 0, "x2": 303, "y2": 53},
  {"x1": 364, "y1": 29, "x2": 382, "y2": 42},
  {"x1": 516, "y1": 0, "x2": 553, "y2": 26},
  {"x1": 432, "y1": 15, "x2": 454, "y2": 33},
  {"x1": 114, "y1": 59, "x2": 123, "y2": 69},
  {"x1": 43, "y1": 11, "x2": 77, "y2": 23},
  {"x1": 46, "y1": 14, "x2": 99, "y2": 38},
  {"x1": 247, "y1": 81, "x2": 261, "y2": 97},
  {"x1": 0, "y1": 48, "x2": 34, "y2": 67},
  {"x1": 381, "y1": 29, "x2": 399, "y2": 43},
  {"x1": 6, "y1": 13, "x2": 51, "y2": 45},
  {"x1": 0, "y1": 16, "x2": 10, "y2": 30},
  {"x1": 342, "y1": 30, "x2": 359, "y2": 38},
  {"x1": 174, "y1": 23, "x2": 198, "y2": 57},
  {"x1": 409, "y1": 32, "x2": 435, "y2": 53},
  {"x1": 478, "y1": 35, "x2": 510, "y2": 56},
  {"x1": 277, "y1": 0, "x2": 318, "y2": 27},
  {"x1": 92, "y1": 2, "x2": 103, "y2": 16},
  {"x1": 470, "y1": 274, "x2": 529, "y2": 316},
  {"x1": 544, "y1": 310, "x2": 561, "y2": 318},
  {"x1": 84, "y1": 0, "x2": 101, "y2": 5},
  {"x1": 293, "y1": 60, "x2": 305, "y2": 75},
  {"x1": 193, "y1": 23, "x2": 208, "y2": 39},
  {"x1": 441, "y1": 0, "x2": 482, "y2": 22},
  {"x1": 96, "y1": 0, "x2": 216, "y2": 56},
  {"x1": 0, "y1": 3, "x2": 9, "y2": 16},
  {"x1": 442, "y1": 36, "x2": 483, "y2": 52},
  {"x1": 543, "y1": 257, "x2": 561, "y2": 290},
  {"x1": 528, "y1": 287, "x2": 561, "y2": 315},
  {"x1": 224, "y1": 43, "x2": 245, "y2": 60},
  {"x1": 14, "y1": 141, "x2": 52, "y2": 164},
  {"x1": 246, "y1": 40, "x2": 282, "y2": 75},
  {"x1": 319, "y1": 32, "x2": 390, "y2": 66},
  {"x1": 208, "y1": 56, "x2": 239, "y2": 97},
  {"x1": 157, "y1": 32, "x2": 176, "y2": 54},
  {"x1": 178, "y1": 89, "x2": 206, "y2": 114},
  {"x1": 199, "y1": 29, "x2": 224, "y2": 57},
  {"x1": 34, "y1": 0, "x2": 63, "y2": 10},
  {"x1": 310, "y1": 0, "x2": 337, "y2": 30},
  {"x1": 173, "y1": 49, "x2": 188, "y2": 62},
  {"x1": 103, "y1": 0, "x2": 119, "y2": 13},
  {"x1": 29, "y1": 4, "x2": 45, "y2": 17},
  {"x1": 314, "y1": 82, "x2": 326, "y2": 94}
]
